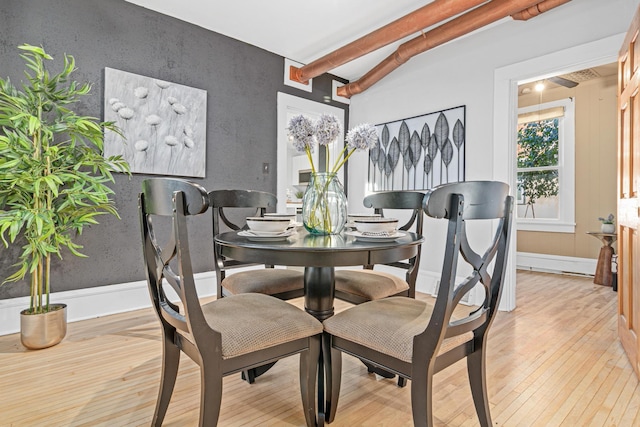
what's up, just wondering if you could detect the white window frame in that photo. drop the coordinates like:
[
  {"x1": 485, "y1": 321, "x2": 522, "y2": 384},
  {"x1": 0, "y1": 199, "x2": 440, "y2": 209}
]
[{"x1": 516, "y1": 98, "x2": 575, "y2": 233}]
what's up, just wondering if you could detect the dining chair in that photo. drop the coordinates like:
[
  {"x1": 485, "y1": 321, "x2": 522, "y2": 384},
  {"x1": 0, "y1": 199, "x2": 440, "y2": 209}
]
[
  {"x1": 209, "y1": 189, "x2": 305, "y2": 300},
  {"x1": 323, "y1": 181, "x2": 513, "y2": 426},
  {"x1": 334, "y1": 191, "x2": 425, "y2": 305},
  {"x1": 139, "y1": 178, "x2": 322, "y2": 427}
]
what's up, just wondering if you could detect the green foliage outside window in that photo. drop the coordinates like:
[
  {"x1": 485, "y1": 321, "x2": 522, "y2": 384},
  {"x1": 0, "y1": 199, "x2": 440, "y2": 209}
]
[{"x1": 517, "y1": 118, "x2": 560, "y2": 218}]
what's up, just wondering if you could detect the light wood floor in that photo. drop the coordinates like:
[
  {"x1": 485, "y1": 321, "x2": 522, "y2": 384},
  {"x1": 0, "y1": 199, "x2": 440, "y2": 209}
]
[{"x1": 1, "y1": 270, "x2": 638, "y2": 426}]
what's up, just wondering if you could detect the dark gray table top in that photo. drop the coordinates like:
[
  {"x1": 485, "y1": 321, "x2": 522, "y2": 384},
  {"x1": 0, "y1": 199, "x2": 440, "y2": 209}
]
[{"x1": 215, "y1": 229, "x2": 424, "y2": 268}]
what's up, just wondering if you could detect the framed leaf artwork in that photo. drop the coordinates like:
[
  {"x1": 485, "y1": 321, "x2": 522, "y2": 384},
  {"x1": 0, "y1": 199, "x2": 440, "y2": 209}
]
[{"x1": 368, "y1": 105, "x2": 465, "y2": 191}]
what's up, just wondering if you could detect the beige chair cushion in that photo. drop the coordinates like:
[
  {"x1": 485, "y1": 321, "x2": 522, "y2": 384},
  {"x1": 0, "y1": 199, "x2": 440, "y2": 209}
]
[
  {"x1": 334, "y1": 269, "x2": 410, "y2": 300},
  {"x1": 323, "y1": 296, "x2": 473, "y2": 363},
  {"x1": 223, "y1": 269, "x2": 303, "y2": 295},
  {"x1": 201, "y1": 293, "x2": 323, "y2": 359}
]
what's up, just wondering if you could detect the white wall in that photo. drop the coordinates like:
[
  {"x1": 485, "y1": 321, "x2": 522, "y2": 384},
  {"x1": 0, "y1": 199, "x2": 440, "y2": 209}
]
[{"x1": 347, "y1": 0, "x2": 640, "y2": 304}]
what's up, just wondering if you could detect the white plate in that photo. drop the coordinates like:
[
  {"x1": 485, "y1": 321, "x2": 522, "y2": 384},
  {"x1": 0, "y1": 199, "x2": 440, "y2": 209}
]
[
  {"x1": 243, "y1": 229, "x2": 290, "y2": 236},
  {"x1": 238, "y1": 230, "x2": 296, "y2": 241},
  {"x1": 344, "y1": 230, "x2": 406, "y2": 242}
]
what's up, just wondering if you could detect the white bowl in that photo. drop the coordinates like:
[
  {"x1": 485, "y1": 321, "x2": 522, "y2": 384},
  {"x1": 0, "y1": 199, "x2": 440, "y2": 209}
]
[
  {"x1": 246, "y1": 217, "x2": 292, "y2": 233},
  {"x1": 347, "y1": 213, "x2": 381, "y2": 222},
  {"x1": 354, "y1": 218, "x2": 399, "y2": 234},
  {"x1": 264, "y1": 213, "x2": 296, "y2": 223}
]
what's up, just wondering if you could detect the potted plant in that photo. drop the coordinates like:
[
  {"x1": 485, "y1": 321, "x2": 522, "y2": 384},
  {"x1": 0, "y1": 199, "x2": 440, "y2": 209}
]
[
  {"x1": 598, "y1": 213, "x2": 615, "y2": 234},
  {"x1": 0, "y1": 44, "x2": 129, "y2": 349}
]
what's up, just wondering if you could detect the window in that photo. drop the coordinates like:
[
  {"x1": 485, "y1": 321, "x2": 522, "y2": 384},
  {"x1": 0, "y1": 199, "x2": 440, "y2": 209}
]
[{"x1": 516, "y1": 98, "x2": 575, "y2": 232}]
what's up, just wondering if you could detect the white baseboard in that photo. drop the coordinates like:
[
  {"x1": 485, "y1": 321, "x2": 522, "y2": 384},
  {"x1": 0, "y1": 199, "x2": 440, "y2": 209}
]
[
  {"x1": 0, "y1": 271, "x2": 217, "y2": 336},
  {"x1": 516, "y1": 252, "x2": 596, "y2": 276},
  {"x1": 413, "y1": 269, "x2": 440, "y2": 296},
  {"x1": 3, "y1": 254, "x2": 587, "y2": 337}
]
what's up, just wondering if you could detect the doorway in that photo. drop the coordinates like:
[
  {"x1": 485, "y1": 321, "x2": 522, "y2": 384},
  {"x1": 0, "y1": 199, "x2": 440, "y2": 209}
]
[
  {"x1": 492, "y1": 34, "x2": 623, "y2": 311},
  {"x1": 515, "y1": 63, "x2": 617, "y2": 269}
]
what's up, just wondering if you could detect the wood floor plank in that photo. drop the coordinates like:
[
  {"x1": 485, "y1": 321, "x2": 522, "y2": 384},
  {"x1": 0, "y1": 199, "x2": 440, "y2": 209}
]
[
  {"x1": 606, "y1": 374, "x2": 640, "y2": 425},
  {"x1": 0, "y1": 270, "x2": 637, "y2": 426}
]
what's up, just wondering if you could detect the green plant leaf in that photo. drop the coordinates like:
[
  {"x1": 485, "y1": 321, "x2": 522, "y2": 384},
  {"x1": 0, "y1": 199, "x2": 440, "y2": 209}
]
[{"x1": 18, "y1": 44, "x2": 52, "y2": 60}]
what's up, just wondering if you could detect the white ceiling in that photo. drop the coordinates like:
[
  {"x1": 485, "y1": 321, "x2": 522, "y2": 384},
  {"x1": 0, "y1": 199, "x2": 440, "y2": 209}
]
[{"x1": 125, "y1": 0, "x2": 460, "y2": 81}]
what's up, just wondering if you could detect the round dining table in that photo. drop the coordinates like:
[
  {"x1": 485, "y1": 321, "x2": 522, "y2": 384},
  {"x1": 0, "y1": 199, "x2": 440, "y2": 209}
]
[
  {"x1": 214, "y1": 228, "x2": 424, "y2": 320},
  {"x1": 215, "y1": 228, "x2": 424, "y2": 425}
]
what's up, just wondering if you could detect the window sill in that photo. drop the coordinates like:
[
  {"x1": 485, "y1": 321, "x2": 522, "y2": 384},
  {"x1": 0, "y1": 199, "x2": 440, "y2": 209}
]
[{"x1": 517, "y1": 220, "x2": 575, "y2": 233}]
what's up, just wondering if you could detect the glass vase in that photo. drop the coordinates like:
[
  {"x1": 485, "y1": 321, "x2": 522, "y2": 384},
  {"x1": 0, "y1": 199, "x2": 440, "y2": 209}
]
[{"x1": 302, "y1": 172, "x2": 347, "y2": 235}]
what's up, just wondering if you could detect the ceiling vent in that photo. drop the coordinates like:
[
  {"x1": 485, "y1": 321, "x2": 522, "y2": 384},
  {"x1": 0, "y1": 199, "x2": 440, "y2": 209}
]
[{"x1": 560, "y1": 68, "x2": 601, "y2": 82}]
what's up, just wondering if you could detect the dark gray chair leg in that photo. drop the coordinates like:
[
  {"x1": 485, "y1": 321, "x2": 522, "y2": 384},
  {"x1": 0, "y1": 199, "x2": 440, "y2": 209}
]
[
  {"x1": 152, "y1": 332, "x2": 180, "y2": 426},
  {"x1": 325, "y1": 346, "x2": 342, "y2": 423},
  {"x1": 467, "y1": 344, "x2": 492, "y2": 427},
  {"x1": 301, "y1": 335, "x2": 321, "y2": 427},
  {"x1": 411, "y1": 363, "x2": 434, "y2": 427},
  {"x1": 323, "y1": 333, "x2": 342, "y2": 424},
  {"x1": 199, "y1": 360, "x2": 223, "y2": 427}
]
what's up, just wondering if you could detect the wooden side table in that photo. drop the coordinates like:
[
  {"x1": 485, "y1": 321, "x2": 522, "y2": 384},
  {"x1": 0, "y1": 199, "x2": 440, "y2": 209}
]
[{"x1": 587, "y1": 232, "x2": 617, "y2": 287}]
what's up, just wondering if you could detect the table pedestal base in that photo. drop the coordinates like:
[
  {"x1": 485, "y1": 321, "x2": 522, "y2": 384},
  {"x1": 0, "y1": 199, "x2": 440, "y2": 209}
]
[{"x1": 304, "y1": 267, "x2": 335, "y2": 320}]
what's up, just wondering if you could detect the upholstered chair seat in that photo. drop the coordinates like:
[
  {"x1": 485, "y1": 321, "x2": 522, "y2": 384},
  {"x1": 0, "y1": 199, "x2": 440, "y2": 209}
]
[
  {"x1": 221, "y1": 269, "x2": 304, "y2": 297},
  {"x1": 324, "y1": 296, "x2": 472, "y2": 363},
  {"x1": 201, "y1": 293, "x2": 322, "y2": 359},
  {"x1": 334, "y1": 270, "x2": 409, "y2": 302}
]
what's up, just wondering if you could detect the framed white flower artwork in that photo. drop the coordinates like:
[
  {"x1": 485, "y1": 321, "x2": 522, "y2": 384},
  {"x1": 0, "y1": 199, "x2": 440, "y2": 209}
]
[{"x1": 103, "y1": 68, "x2": 207, "y2": 177}]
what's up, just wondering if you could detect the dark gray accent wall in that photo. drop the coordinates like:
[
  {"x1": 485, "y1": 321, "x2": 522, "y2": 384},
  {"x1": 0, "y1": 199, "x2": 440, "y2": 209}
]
[{"x1": 0, "y1": 0, "x2": 349, "y2": 298}]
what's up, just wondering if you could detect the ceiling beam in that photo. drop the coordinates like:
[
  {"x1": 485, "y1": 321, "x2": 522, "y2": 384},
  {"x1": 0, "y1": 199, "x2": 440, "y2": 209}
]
[
  {"x1": 288, "y1": 0, "x2": 490, "y2": 85},
  {"x1": 337, "y1": 0, "x2": 572, "y2": 98},
  {"x1": 512, "y1": 0, "x2": 571, "y2": 20}
]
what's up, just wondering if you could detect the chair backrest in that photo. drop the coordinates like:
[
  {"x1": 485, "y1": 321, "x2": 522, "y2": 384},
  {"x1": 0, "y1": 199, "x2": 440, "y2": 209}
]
[
  {"x1": 208, "y1": 189, "x2": 278, "y2": 290},
  {"x1": 417, "y1": 181, "x2": 513, "y2": 367},
  {"x1": 139, "y1": 178, "x2": 219, "y2": 346},
  {"x1": 362, "y1": 191, "x2": 425, "y2": 295},
  {"x1": 208, "y1": 189, "x2": 277, "y2": 233},
  {"x1": 363, "y1": 191, "x2": 425, "y2": 233}
]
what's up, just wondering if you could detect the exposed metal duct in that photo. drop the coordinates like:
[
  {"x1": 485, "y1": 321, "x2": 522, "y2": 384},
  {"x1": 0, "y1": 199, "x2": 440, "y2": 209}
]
[
  {"x1": 337, "y1": 0, "x2": 571, "y2": 98},
  {"x1": 288, "y1": 0, "x2": 490, "y2": 85},
  {"x1": 512, "y1": 0, "x2": 571, "y2": 21}
]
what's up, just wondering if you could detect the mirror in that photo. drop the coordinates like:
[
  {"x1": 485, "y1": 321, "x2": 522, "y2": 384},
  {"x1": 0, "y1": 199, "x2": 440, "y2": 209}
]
[{"x1": 276, "y1": 92, "x2": 346, "y2": 214}]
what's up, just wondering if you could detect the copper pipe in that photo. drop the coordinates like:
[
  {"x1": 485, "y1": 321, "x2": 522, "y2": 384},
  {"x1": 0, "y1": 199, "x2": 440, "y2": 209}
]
[
  {"x1": 512, "y1": 0, "x2": 571, "y2": 20},
  {"x1": 289, "y1": 0, "x2": 489, "y2": 84},
  {"x1": 338, "y1": 0, "x2": 571, "y2": 98}
]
